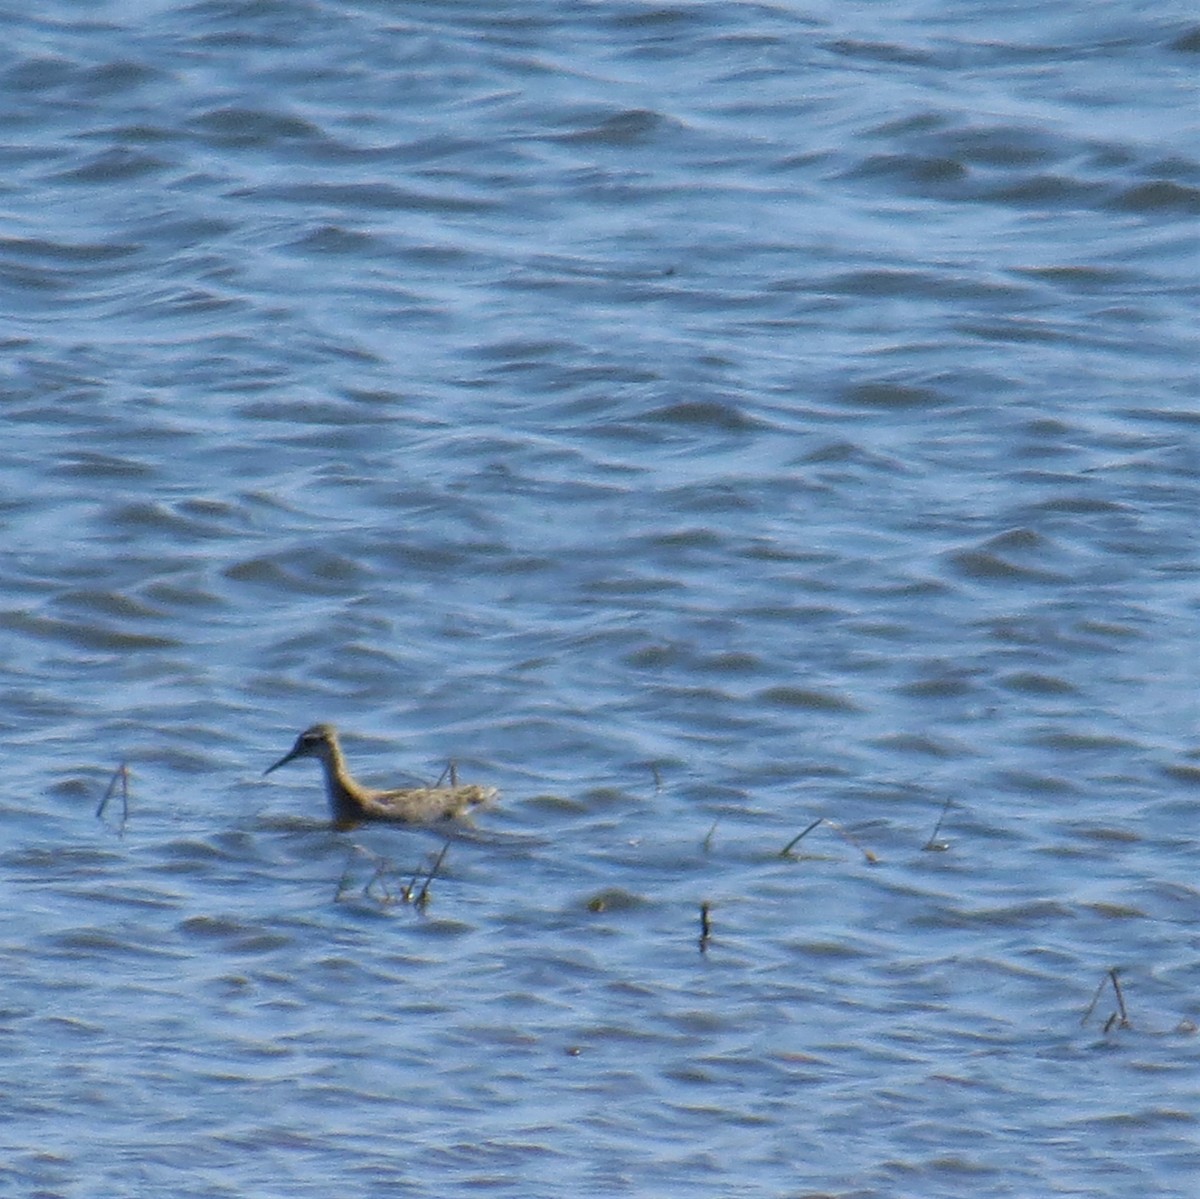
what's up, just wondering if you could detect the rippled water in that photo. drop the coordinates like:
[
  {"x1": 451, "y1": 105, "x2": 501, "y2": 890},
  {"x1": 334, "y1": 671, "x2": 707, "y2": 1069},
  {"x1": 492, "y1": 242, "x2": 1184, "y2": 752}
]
[{"x1": 2, "y1": 2, "x2": 1199, "y2": 1196}]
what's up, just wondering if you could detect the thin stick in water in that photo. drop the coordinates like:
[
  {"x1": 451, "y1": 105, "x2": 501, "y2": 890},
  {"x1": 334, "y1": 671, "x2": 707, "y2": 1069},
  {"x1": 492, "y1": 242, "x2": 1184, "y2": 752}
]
[
  {"x1": 699, "y1": 902, "x2": 712, "y2": 953},
  {"x1": 95, "y1": 763, "x2": 130, "y2": 835},
  {"x1": 922, "y1": 795, "x2": 954, "y2": 851},
  {"x1": 433, "y1": 760, "x2": 460, "y2": 788},
  {"x1": 702, "y1": 818, "x2": 720, "y2": 853},
  {"x1": 780, "y1": 817, "x2": 824, "y2": 857},
  {"x1": 334, "y1": 853, "x2": 357, "y2": 902},
  {"x1": 1081, "y1": 972, "x2": 1107, "y2": 1027},
  {"x1": 415, "y1": 841, "x2": 451, "y2": 909},
  {"x1": 824, "y1": 818, "x2": 880, "y2": 865},
  {"x1": 1109, "y1": 968, "x2": 1130, "y2": 1028},
  {"x1": 363, "y1": 855, "x2": 398, "y2": 906},
  {"x1": 1081, "y1": 967, "x2": 1131, "y2": 1030}
]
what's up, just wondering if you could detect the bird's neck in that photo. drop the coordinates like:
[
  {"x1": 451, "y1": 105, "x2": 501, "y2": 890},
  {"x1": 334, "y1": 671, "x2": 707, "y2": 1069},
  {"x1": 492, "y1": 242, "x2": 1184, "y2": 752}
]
[{"x1": 317, "y1": 744, "x2": 368, "y2": 818}]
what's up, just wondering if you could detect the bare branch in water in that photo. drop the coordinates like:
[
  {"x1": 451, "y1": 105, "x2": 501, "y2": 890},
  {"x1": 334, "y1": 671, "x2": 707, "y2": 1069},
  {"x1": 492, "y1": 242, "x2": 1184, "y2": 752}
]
[
  {"x1": 1082, "y1": 968, "x2": 1131, "y2": 1031},
  {"x1": 433, "y1": 760, "x2": 460, "y2": 788},
  {"x1": 780, "y1": 817, "x2": 824, "y2": 857},
  {"x1": 415, "y1": 841, "x2": 451, "y2": 910},
  {"x1": 823, "y1": 818, "x2": 880, "y2": 865},
  {"x1": 95, "y1": 763, "x2": 130, "y2": 836},
  {"x1": 922, "y1": 795, "x2": 954, "y2": 851}
]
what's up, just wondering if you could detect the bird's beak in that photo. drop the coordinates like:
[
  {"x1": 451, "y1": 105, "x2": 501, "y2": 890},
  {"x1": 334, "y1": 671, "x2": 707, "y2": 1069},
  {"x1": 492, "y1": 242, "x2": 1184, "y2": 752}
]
[{"x1": 263, "y1": 745, "x2": 300, "y2": 776}]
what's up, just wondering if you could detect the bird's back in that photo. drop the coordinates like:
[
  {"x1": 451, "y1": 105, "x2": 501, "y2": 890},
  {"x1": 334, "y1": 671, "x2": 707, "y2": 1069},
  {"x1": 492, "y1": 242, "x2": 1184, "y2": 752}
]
[{"x1": 360, "y1": 783, "x2": 499, "y2": 823}]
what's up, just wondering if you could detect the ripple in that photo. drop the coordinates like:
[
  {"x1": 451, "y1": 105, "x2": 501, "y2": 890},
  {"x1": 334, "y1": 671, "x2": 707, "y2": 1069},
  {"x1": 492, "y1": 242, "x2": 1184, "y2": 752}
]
[
  {"x1": 756, "y1": 685, "x2": 861, "y2": 713},
  {"x1": 0, "y1": 3, "x2": 1195, "y2": 1196},
  {"x1": 1110, "y1": 179, "x2": 1200, "y2": 214},
  {"x1": 0, "y1": 609, "x2": 182, "y2": 652}
]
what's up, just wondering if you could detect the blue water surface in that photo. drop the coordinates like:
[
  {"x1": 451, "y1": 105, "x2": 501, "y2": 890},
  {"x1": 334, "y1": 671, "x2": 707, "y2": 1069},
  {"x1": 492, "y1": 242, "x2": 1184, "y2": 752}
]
[{"x1": 1, "y1": 2, "x2": 1198, "y2": 1196}]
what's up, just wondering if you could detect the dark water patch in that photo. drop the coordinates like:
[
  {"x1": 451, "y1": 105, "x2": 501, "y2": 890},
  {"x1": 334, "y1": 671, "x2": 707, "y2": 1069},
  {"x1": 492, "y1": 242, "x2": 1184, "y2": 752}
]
[
  {"x1": 947, "y1": 528, "x2": 1078, "y2": 586},
  {"x1": 1014, "y1": 264, "x2": 1142, "y2": 291},
  {"x1": 57, "y1": 588, "x2": 172, "y2": 623},
  {"x1": 998, "y1": 671, "x2": 1078, "y2": 696},
  {"x1": 1170, "y1": 27, "x2": 1200, "y2": 52},
  {"x1": 583, "y1": 887, "x2": 649, "y2": 913},
  {"x1": 936, "y1": 899, "x2": 1076, "y2": 929},
  {"x1": 579, "y1": 572, "x2": 684, "y2": 598},
  {"x1": 50, "y1": 147, "x2": 169, "y2": 185},
  {"x1": 994, "y1": 770, "x2": 1081, "y2": 797},
  {"x1": 2, "y1": 845, "x2": 123, "y2": 874},
  {"x1": 234, "y1": 180, "x2": 499, "y2": 214},
  {"x1": 224, "y1": 549, "x2": 373, "y2": 597},
  {"x1": 699, "y1": 651, "x2": 762, "y2": 675},
  {"x1": 930, "y1": 125, "x2": 1061, "y2": 169},
  {"x1": 178, "y1": 915, "x2": 293, "y2": 954},
  {"x1": 821, "y1": 267, "x2": 1029, "y2": 303},
  {"x1": 640, "y1": 398, "x2": 762, "y2": 432},
  {"x1": 895, "y1": 672, "x2": 981, "y2": 700},
  {"x1": 1160, "y1": 763, "x2": 1200, "y2": 787},
  {"x1": 0, "y1": 609, "x2": 181, "y2": 653},
  {"x1": 51, "y1": 450, "x2": 157, "y2": 480},
  {"x1": 838, "y1": 379, "x2": 951, "y2": 410},
  {"x1": 550, "y1": 106, "x2": 677, "y2": 146},
  {"x1": 795, "y1": 439, "x2": 911, "y2": 474},
  {"x1": 959, "y1": 317, "x2": 1075, "y2": 345},
  {"x1": 1067, "y1": 825, "x2": 1141, "y2": 847},
  {"x1": 949, "y1": 549, "x2": 1069, "y2": 584},
  {"x1": 76, "y1": 59, "x2": 164, "y2": 99},
  {"x1": 0, "y1": 234, "x2": 141, "y2": 266},
  {"x1": 826, "y1": 38, "x2": 938, "y2": 68},
  {"x1": 1024, "y1": 495, "x2": 1132, "y2": 516},
  {"x1": 1109, "y1": 180, "x2": 1200, "y2": 214},
  {"x1": 59, "y1": 883, "x2": 183, "y2": 913},
  {"x1": 871, "y1": 734, "x2": 974, "y2": 760},
  {"x1": 238, "y1": 395, "x2": 399, "y2": 426},
  {"x1": 975, "y1": 173, "x2": 1102, "y2": 209},
  {"x1": 843, "y1": 152, "x2": 968, "y2": 186},
  {"x1": 189, "y1": 106, "x2": 323, "y2": 146},
  {"x1": 48, "y1": 926, "x2": 181, "y2": 960},
  {"x1": 3, "y1": 54, "x2": 86, "y2": 93},
  {"x1": 288, "y1": 223, "x2": 386, "y2": 256},
  {"x1": 755, "y1": 685, "x2": 860, "y2": 713},
  {"x1": 153, "y1": 835, "x2": 260, "y2": 870},
  {"x1": 1026, "y1": 730, "x2": 1143, "y2": 753},
  {"x1": 520, "y1": 792, "x2": 606, "y2": 818}
]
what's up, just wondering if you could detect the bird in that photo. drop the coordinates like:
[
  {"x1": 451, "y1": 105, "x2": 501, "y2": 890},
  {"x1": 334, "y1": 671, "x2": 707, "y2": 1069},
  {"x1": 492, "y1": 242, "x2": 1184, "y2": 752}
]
[{"x1": 263, "y1": 723, "x2": 497, "y2": 827}]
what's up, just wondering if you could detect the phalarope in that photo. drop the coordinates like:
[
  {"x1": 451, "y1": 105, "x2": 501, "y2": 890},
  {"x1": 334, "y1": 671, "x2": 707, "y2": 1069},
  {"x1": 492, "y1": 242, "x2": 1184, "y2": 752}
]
[{"x1": 264, "y1": 723, "x2": 497, "y2": 826}]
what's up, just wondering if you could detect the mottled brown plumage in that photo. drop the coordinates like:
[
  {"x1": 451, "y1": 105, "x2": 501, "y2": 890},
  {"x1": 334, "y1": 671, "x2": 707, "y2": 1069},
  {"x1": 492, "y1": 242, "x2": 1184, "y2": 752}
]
[{"x1": 264, "y1": 724, "x2": 497, "y2": 827}]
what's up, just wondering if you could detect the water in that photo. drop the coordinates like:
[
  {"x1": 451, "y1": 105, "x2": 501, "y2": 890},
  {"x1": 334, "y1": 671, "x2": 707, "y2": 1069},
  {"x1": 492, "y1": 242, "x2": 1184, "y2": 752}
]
[{"x1": 2, "y1": 2, "x2": 1198, "y2": 1195}]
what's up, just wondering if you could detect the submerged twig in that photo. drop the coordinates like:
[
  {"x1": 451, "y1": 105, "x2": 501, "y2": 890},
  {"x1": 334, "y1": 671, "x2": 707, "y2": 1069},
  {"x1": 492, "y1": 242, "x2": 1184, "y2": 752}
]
[
  {"x1": 415, "y1": 841, "x2": 451, "y2": 910},
  {"x1": 922, "y1": 795, "x2": 954, "y2": 851},
  {"x1": 335, "y1": 845, "x2": 402, "y2": 907},
  {"x1": 363, "y1": 856, "x2": 399, "y2": 905},
  {"x1": 702, "y1": 818, "x2": 720, "y2": 853},
  {"x1": 649, "y1": 762, "x2": 663, "y2": 795},
  {"x1": 823, "y1": 818, "x2": 880, "y2": 865},
  {"x1": 779, "y1": 817, "x2": 824, "y2": 857},
  {"x1": 1082, "y1": 968, "x2": 1131, "y2": 1031},
  {"x1": 699, "y1": 902, "x2": 712, "y2": 953},
  {"x1": 1110, "y1": 968, "x2": 1130, "y2": 1027},
  {"x1": 780, "y1": 816, "x2": 879, "y2": 864},
  {"x1": 95, "y1": 762, "x2": 130, "y2": 836},
  {"x1": 333, "y1": 856, "x2": 358, "y2": 903},
  {"x1": 433, "y1": 760, "x2": 460, "y2": 788}
]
